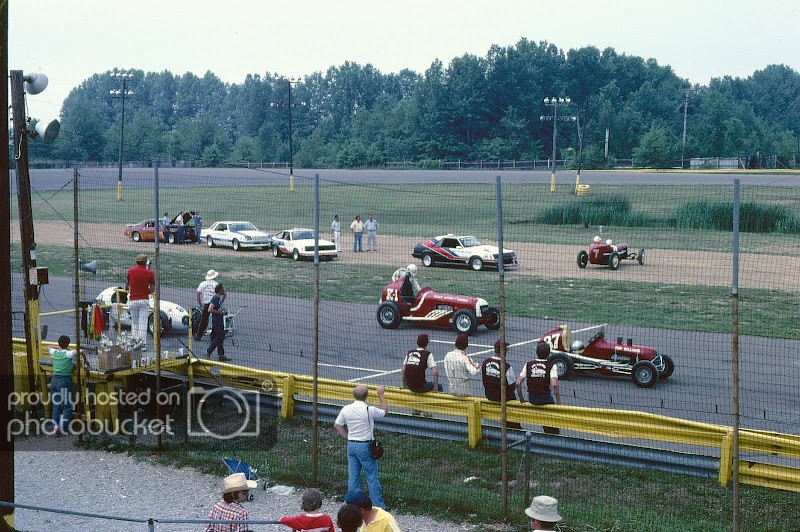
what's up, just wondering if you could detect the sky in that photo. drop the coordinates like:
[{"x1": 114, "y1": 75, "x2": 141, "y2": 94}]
[{"x1": 9, "y1": 0, "x2": 800, "y2": 121}]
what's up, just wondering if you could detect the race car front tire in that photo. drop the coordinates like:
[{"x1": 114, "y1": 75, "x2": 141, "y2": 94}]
[
  {"x1": 658, "y1": 354, "x2": 674, "y2": 379},
  {"x1": 608, "y1": 251, "x2": 620, "y2": 270},
  {"x1": 631, "y1": 360, "x2": 658, "y2": 388},
  {"x1": 421, "y1": 253, "x2": 434, "y2": 267},
  {"x1": 638, "y1": 248, "x2": 645, "y2": 265},
  {"x1": 376, "y1": 301, "x2": 403, "y2": 329},
  {"x1": 484, "y1": 306, "x2": 501, "y2": 330},
  {"x1": 577, "y1": 250, "x2": 588, "y2": 268},
  {"x1": 452, "y1": 309, "x2": 478, "y2": 335},
  {"x1": 548, "y1": 353, "x2": 574, "y2": 380},
  {"x1": 469, "y1": 257, "x2": 484, "y2": 271}
]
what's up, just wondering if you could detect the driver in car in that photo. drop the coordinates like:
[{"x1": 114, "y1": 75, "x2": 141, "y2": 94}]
[{"x1": 392, "y1": 264, "x2": 421, "y2": 310}]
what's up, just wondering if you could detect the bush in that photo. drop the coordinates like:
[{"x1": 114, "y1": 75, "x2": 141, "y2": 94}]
[
  {"x1": 674, "y1": 201, "x2": 794, "y2": 232},
  {"x1": 538, "y1": 194, "x2": 645, "y2": 226}
]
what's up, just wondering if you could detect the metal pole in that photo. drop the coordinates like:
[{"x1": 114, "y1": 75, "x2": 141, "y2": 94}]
[
  {"x1": 312, "y1": 174, "x2": 320, "y2": 483},
  {"x1": 496, "y1": 176, "x2": 509, "y2": 517},
  {"x1": 154, "y1": 164, "x2": 162, "y2": 454},
  {"x1": 551, "y1": 102, "x2": 558, "y2": 192},
  {"x1": 524, "y1": 431, "x2": 532, "y2": 503},
  {"x1": 731, "y1": 179, "x2": 740, "y2": 531},
  {"x1": 117, "y1": 78, "x2": 126, "y2": 200},
  {"x1": 73, "y1": 168, "x2": 85, "y2": 441},
  {"x1": 288, "y1": 81, "x2": 295, "y2": 191}
]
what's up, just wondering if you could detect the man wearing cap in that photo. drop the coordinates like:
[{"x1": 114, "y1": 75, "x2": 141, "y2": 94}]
[
  {"x1": 516, "y1": 342, "x2": 562, "y2": 434},
  {"x1": 525, "y1": 495, "x2": 562, "y2": 531},
  {"x1": 125, "y1": 254, "x2": 155, "y2": 348},
  {"x1": 205, "y1": 472, "x2": 257, "y2": 532},
  {"x1": 481, "y1": 340, "x2": 522, "y2": 428},
  {"x1": 443, "y1": 334, "x2": 480, "y2": 396},
  {"x1": 195, "y1": 269, "x2": 226, "y2": 341},
  {"x1": 333, "y1": 385, "x2": 389, "y2": 510},
  {"x1": 343, "y1": 491, "x2": 401, "y2": 532}
]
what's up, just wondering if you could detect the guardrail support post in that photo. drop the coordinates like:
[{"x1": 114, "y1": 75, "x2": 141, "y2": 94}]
[
  {"x1": 719, "y1": 429, "x2": 733, "y2": 486},
  {"x1": 281, "y1": 375, "x2": 296, "y2": 419},
  {"x1": 467, "y1": 400, "x2": 482, "y2": 448}
]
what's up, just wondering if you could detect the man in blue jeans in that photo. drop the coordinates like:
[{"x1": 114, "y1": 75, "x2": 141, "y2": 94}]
[
  {"x1": 48, "y1": 335, "x2": 77, "y2": 436},
  {"x1": 333, "y1": 385, "x2": 388, "y2": 510}
]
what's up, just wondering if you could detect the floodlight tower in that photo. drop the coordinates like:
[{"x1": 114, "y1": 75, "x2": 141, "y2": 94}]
[
  {"x1": 110, "y1": 71, "x2": 134, "y2": 200},
  {"x1": 541, "y1": 97, "x2": 575, "y2": 192}
]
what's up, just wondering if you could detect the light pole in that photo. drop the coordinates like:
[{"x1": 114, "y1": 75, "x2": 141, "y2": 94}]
[
  {"x1": 273, "y1": 75, "x2": 302, "y2": 191},
  {"x1": 541, "y1": 97, "x2": 574, "y2": 192},
  {"x1": 110, "y1": 71, "x2": 133, "y2": 200}
]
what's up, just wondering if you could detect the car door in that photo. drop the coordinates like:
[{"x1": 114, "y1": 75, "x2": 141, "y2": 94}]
[{"x1": 215, "y1": 223, "x2": 232, "y2": 247}]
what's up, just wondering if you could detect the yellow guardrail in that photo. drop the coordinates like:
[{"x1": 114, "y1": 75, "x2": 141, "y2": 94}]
[{"x1": 16, "y1": 338, "x2": 800, "y2": 493}]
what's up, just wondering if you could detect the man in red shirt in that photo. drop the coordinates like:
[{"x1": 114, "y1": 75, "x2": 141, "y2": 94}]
[{"x1": 125, "y1": 254, "x2": 155, "y2": 348}]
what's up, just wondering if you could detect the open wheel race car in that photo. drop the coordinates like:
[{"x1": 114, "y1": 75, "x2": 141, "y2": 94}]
[
  {"x1": 538, "y1": 323, "x2": 674, "y2": 388},
  {"x1": 377, "y1": 278, "x2": 500, "y2": 334},
  {"x1": 96, "y1": 287, "x2": 190, "y2": 336},
  {"x1": 577, "y1": 237, "x2": 644, "y2": 270}
]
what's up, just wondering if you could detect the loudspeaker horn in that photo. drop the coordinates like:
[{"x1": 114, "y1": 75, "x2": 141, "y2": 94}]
[
  {"x1": 78, "y1": 260, "x2": 97, "y2": 275},
  {"x1": 24, "y1": 73, "x2": 49, "y2": 95},
  {"x1": 34, "y1": 119, "x2": 60, "y2": 144}
]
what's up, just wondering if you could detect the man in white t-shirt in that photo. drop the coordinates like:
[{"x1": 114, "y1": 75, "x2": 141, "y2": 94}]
[{"x1": 195, "y1": 269, "x2": 226, "y2": 340}]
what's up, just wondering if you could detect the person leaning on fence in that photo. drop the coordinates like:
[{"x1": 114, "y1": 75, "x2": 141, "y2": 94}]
[
  {"x1": 333, "y1": 385, "x2": 388, "y2": 510},
  {"x1": 205, "y1": 472, "x2": 256, "y2": 532},
  {"x1": 516, "y1": 342, "x2": 562, "y2": 435},
  {"x1": 525, "y1": 495, "x2": 562, "y2": 531},
  {"x1": 444, "y1": 334, "x2": 480, "y2": 396},
  {"x1": 336, "y1": 504, "x2": 363, "y2": 532},
  {"x1": 279, "y1": 487, "x2": 335, "y2": 532}
]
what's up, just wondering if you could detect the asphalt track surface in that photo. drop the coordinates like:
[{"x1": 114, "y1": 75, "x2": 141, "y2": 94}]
[{"x1": 19, "y1": 273, "x2": 800, "y2": 439}]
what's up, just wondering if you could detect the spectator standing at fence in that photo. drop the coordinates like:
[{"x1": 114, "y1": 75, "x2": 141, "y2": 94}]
[
  {"x1": 193, "y1": 211, "x2": 203, "y2": 244},
  {"x1": 516, "y1": 342, "x2": 561, "y2": 434},
  {"x1": 125, "y1": 254, "x2": 155, "y2": 349},
  {"x1": 444, "y1": 334, "x2": 480, "y2": 396},
  {"x1": 482, "y1": 340, "x2": 522, "y2": 429},
  {"x1": 364, "y1": 214, "x2": 379, "y2": 251},
  {"x1": 206, "y1": 283, "x2": 230, "y2": 362},
  {"x1": 279, "y1": 488, "x2": 335, "y2": 532},
  {"x1": 48, "y1": 335, "x2": 76, "y2": 436},
  {"x1": 525, "y1": 495, "x2": 562, "y2": 531},
  {"x1": 205, "y1": 472, "x2": 256, "y2": 532},
  {"x1": 333, "y1": 385, "x2": 388, "y2": 510},
  {"x1": 331, "y1": 214, "x2": 342, "y2": 252},
  {"x1": 344, "y1": 491, "x2": 401, "y2": 532},
  {"x1": 350, "y1": 215, "x2": 364, "y2": 252},
  {"x1": 336, "y1": 504, "x2": 363, "y2": 532},
  {"x1": 196, "y1": 269, "x2": 225, "y2": 341}
]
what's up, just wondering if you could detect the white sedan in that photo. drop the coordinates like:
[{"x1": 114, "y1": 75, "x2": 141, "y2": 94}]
[
  {"x1": 271, "y1": 228, "x2": 338, "y2": 261},
  {"x1": 201, "y1": 221, "x2": 271, "y2": 251},
  {"x1": 96, "y1": 287, "x2": 189, "y2": 335}
]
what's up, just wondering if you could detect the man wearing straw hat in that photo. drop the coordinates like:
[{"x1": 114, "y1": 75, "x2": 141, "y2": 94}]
[
  {"x1": 205, "y1": 472, "x2": 257, "y2": 532},
  {"x1": 195, "y1": 269, "x2": 226, "y2": 341},
  {"x1": 525, "y1": 495, "x2": 562, "y2": 531}
]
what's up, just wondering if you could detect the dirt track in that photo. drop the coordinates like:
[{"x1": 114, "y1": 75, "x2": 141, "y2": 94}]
[{"x1": 15, "y1": 222, "x2": 799, "y2": 291}]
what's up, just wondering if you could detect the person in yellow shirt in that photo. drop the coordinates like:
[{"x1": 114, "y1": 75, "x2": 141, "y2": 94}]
[
  {"x1": 350, "y1": 215, "x2": 364, "y2": 252},
  {"x1": 343, "y1": 492, "x2": 401, "y2": 532}
]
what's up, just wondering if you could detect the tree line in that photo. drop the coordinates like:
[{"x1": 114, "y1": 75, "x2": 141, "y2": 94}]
[{"x1": 27, "y1": 38, "x2": 800, "y2": 169}]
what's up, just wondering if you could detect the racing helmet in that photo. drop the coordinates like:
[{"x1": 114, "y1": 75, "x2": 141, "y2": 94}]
[
  {"x1": 407, "y1": 264, "x2": 417, "y2": 276},
  {"x1": 570, "y1": 340, "x2": 586, "y2": 352},
  {"x1": 605, "y1": 239, "x2": 613, "y2": 246},
  {"x1": 593, "y1": 236, "x2": 601, "y2": 243}
]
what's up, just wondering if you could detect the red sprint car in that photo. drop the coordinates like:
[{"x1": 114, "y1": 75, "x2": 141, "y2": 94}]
[
  {"x1": 577, "y1": 237, "x2": 644, "y2": 270},
  {"x1": 377, "y1": 278, "x2": 500, "y2": 334},
  {"x1": 538, "y1": 323, "x2": 674, "y2": 388}
]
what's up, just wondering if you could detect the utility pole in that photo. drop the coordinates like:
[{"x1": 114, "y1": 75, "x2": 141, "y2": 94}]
[
  {"x1": 110, "y1": 71, "x2": 133, "y2": 200},
  {"x1": 681, "y1": 88, "x2": 693, "y2": 170}
]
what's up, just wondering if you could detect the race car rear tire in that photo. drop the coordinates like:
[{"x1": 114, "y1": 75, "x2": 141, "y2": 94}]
[
  {"x1": 658, "y1": 355, "x2": 674, "y2": 379},
  {"x1": 452, "y1": 309, "x2": 478, "y2": 335},
  {"x1": 631, "y1": 360, "x2": 658, "y2": 388},
  {"x1": 548, "y1": 353, "x2": 574, "y2": 380},
  {"x1": 484, "y1": 306, "x2": 501, "y2": 330},
  {"x1": 608, "y1": 251, "x2": 620, "y2": 270},
  {"x1": 577, "y1": 250, "x2": 589, "y2": 268},
  {"x1": 376, "y1": 301, "x2": 403, "y2": 329},
  {"x1": 638, "y1": 248, "x2": 645, "y2": 265},
  {"x1": 469, "y1": 257, "x2": 484, "y2": 271},
  {"x1": 273, "y1": 245, "x2": 281, "y2": 257},
  {"x1": 292, "y1": 249, "x2": 301, "y2": 261},
  {"x1": 421, "y1": 253, "x2": 434, "y2": 267}
]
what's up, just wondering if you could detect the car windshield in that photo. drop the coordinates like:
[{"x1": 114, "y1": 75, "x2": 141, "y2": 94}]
[
  {"x1": 231, "y1": 222, "x2": 258, "y2": 232},
  {"x1": 460, "y1": 236, "x2": 483, "y2": 247},
  {"x1": 293, "y1": 231, "x2": 315, "y2": 240}
]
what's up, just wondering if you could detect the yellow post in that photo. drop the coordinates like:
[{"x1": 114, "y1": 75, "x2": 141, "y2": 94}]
[
  {"x1": 289, "y1": 173, "x2": 295, "y2": 192},
  {"x1": 281, "y1": 375, "x2": 296, "y2": 419},
  {"x1": 467, "y1": 400, "x2": 483, "y2": 448},
  {"x1": 117, "y1": 179, "x2": 123, "y2": 201},
  {"x1": 574, "y1": 173, "x2": 580, "y2": 194},
  {"x1": 550, "y1": 172, "x2": 556, "y2": 192},
  {"x1": 719, "y1": 429, "x2": 733, "y2": 486}
]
